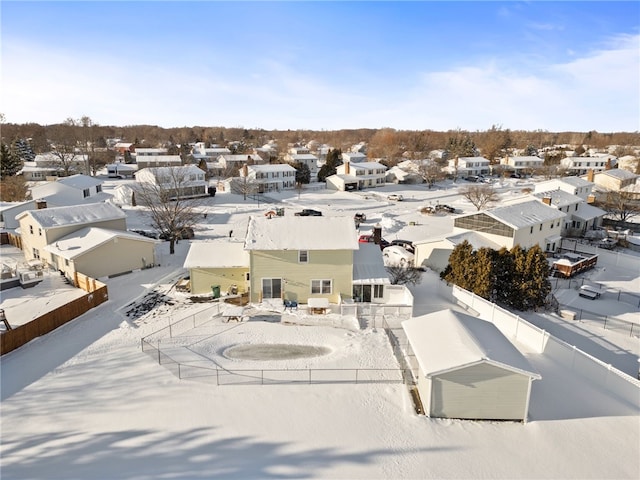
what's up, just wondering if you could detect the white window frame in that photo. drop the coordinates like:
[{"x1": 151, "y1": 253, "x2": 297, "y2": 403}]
[
  {"x1": 311, "y1": 279, "x2": 332, "y2": 295},
  {"x1": 298, "y1": 250, "x2": 309, "y2": 263}
]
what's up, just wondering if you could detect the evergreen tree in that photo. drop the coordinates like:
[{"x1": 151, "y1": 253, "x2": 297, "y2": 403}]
[
  {"x1": 522, "y1": 245, "x2": 551, "y2": 310},
  {"x1": 493, "y1": 247, "x2": 515, "y2": 305},
  {"x1": 472, "y1": 248, "x2": 494, "y2": 299},
  {"x1": 509, "y1": 245, "x2": 528, "y2": 310},
  {"x1": 442, "y1": 240, "x2": 475, "y2": 291},
  {"x1": 318, "y1": 148, "x2": 342, "y2": 182},
  {"x1": 1, "y1": 142, "x2": 22, "y2": 177},
  {"x1": 12, "y1": 138, "x2": 35, "y2": 163},
  {"x1": 293, "y1": 162, "x2": 311, "y2": 184}
]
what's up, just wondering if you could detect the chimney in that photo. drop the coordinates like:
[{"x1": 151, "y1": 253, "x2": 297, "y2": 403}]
[
  {"x1": 36, "y1": 199, "x2": 47, "y2": 209},
  {"x1": 587, "y1": 169, "x2": 595, "y2": 182},
  {"x1": 345, "y1": 161, "x2": 350, "y2": 175},
  {"x1": 373, "y1": 223, "x2": 382, "y2": 245},
  {"x1": 242, "y1": 164, "x2": 248, "y2": 177},
  {"x1": 605, "y1": 159, "x2": 611, "y2": 170},
  {"x1": 542, "y1": 196, "x2": 552, "y2": 206}
]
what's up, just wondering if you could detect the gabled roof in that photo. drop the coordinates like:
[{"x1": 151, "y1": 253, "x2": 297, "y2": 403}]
[
  {"x1": 402, "y1": 309, "x2": 540, "y2": 379},
  {"x1": 183, "y1": 242, "x2": 249, "y2": 269},
  {"x1": 55, "y1": 174, "x2": 103, "y2": 189},
  {"x1": 247, "y1": 164, "x2": 297, "y2": 173},
  {"x1": 244, "y1": 216, "x2": 359, "y2": 251},
  {"x1": 43, "y1": 227, "x2": 157, "y2": 259},
  {"x1": 17, "y1": 202, "x2": 126, "y2": 229},
  {"x1": 574, "y1": 203, "x2": 606, "y2": 221},
  {"x1": 458, "y1": 200, "x2": 565, "y2": 229},
  {"x1": 559, "y1": 176, "x2": 592, "y2": 187},
  {"x1": 595, "y1": 169, "x2": 637, "y2": 180},
  {"x1": 533, "y1": 190, "x2": 582, "y2": 208}
]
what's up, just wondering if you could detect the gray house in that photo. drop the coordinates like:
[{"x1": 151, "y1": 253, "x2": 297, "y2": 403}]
[{"x1": 402, "y1": 309, "x2": 540, "y2": 422}]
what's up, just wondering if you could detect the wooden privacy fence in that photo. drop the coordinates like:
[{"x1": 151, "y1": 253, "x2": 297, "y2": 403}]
[{"x1": 0, "y1": 282, "x2": 108, "y2": 355}]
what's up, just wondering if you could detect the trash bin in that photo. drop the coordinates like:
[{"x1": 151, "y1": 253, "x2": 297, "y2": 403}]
[
  {"x1": 276, "y1": 207, "x2": 284, "y2": 216},
  {"x1": 211, "y1": 285, "x2": 221, "y2": 298}
]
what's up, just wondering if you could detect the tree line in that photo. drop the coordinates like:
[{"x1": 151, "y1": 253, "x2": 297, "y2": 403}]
[{"x1": 441, "y1": 241, "x2": 552, "y2": 311}]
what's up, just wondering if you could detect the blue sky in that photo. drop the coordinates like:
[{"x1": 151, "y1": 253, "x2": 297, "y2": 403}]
[{"x1": 2, "y1": 1, "x2": 639, "y2": 132}]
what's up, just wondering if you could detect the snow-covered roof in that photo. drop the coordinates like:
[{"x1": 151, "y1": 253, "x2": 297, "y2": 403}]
[
  {"x1": 43, "y1": 227, "x2": 157, "y2": 259},
  {"x1": 444, "y1": 231, "x2": 502, "y2": 250},
  {"x1": 349, "y1": 162, "x2": 386, "y2": 171},
  {"x1": 244, "y1": 216, "x2": 359, "y2": 251},
  {"x1": 596, "y1": 169, "x2": 637, "y2": 180},
  {"x1": 18, "y1": 202, "x2": 126, "y2": 229},
  {"x1": 287, "y1": 154, "x2": 318, "y2": 161},
  {"x1": 574, "y1": 203, "x2": 606, "y2": 221},
  {"x1": 477, "y1": 200, "x2": 566, "y2": 229},
  {"x1": 560, "y1": 176, "x2": 592, "y2": 187},
  {"x1": 352, "y1": 243, "x2": 390, "y2": 284},
  {"x1": 55, "y1": 174, "x2": 103, "y2": 189},
  {"x1": 402, "y1": 309, "x2": 541, "y2": 379},
  {"x1": 247, "y1": 164, "x2": 297, "y2": 173},
  {"x1": 533, "y1": 190, "x2": 582, "y2": 208},
  {"x1": 183, "y1": 242, "x2": 249, "y2": 269}
]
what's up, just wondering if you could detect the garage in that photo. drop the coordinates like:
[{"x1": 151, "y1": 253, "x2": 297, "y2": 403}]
[{"x1": 402, "y1": 309, "x2": 541, "y2": 422}]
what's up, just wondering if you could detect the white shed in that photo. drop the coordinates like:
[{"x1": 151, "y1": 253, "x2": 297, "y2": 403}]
[{"x1": 402, "y1": 309, "x2": 540, "y2": 422}]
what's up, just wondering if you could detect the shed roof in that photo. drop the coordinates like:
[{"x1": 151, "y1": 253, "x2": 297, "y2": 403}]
[
  {"x1": 183, "y1": 242, "x2": 249, "y2": 269},
  {"x1": 17, "y1": 202, "x2": 126, "y2": 229},
  {"x1": 402, "y1": 309, "x2": 540, "y2": 379},
  {"x1": 596, "y1": 169, "x2": 637, "y2": 180},
  {"x1": 244, "y1": 216, "x2": 359, "y2": 251},
  {"x1": 459, "y1": 200, "x2": 565, "y2": 229},
  {"x1": 43, "y1": 227, "x2": 157, "y2": 260}
]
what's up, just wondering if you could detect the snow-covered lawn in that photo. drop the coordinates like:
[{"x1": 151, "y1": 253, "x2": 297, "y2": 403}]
[{"x1": 1, "y1": 182, "x2": 639, "y2": 479}]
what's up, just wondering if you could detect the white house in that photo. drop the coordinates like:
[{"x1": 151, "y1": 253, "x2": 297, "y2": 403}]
[
  {"x1": 534, "y1": 176, "x2": 594, "y2": 200},
  {"x1": 218, "y1": 154, "x2": 265, "y2": 171},
  {"x1": 560, "y1": 156, "x2": 616, "y2": 176},
  {"x1": 135, "y1": 155, "x2": 182, "y2": 169},
  {"x1": 533, "y1": 190, "x2": 605, "y2": 235},
  {"x1": 341, "y1": 152, "x2": 367, "y2": 164},
  {"x1": 135, "y1": 165, "x2": 207, "y2": 199},
  {"x1": 0, "y1": 200, "x2": 37, "y2": 230},
  {"x1": 285, "y1": 153, "x2": 319, "y2": 180},
  {"x1": 29, "y1": 174, "x2": 110, "y2": 207},
  {"x1": 327, "y1": 161, "x2": 387, "y2": 191},
  {"x1": 500, "y1": 156, "x2": 544, "y2": 173},
  {"x1": 239, "y1": 164, "x2": 297, "y2": 193},
  {"x1": 447, "y1": 156, "x2": 490, "y2": 178},
  {"x1": 453, "y1": 199, "x2": 566, "y2": 252},
  {"x1": 402, "y1": 309, "x2": 540, "y2": 422},
  {"x1": 19, "y1": 153, "x2": 88, "y2": 181}
]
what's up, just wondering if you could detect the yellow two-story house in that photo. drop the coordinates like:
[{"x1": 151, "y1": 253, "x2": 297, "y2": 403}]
[{"x1": 244, "y1": 216, "x2": 359, "y2": 304}]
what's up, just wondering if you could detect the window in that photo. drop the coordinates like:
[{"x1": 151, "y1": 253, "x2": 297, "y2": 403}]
[
  {"x1": 311, "y1": 279, "x2": 332, "y2": 295},
  {"x1": 38, "y1": 228, "x2": 42, "y2": 236},
  {"x1": 83, "y1": 188, "x2": 90, "y2": 198},
  {"x1": 298, "y1": 250, "x2": 308, "y2": 263},
  {"x1": 373, "y1": 285, "x2": 384, "y2": 299},
  {"x1": 29, "y1": 225, "x2": 34, "y2": 234},
  {"x1": 539, "y1": 224, "x2": 543, "y2": 231},
  {"x1": 530, "y1": 226, "x2": 534, "y2": 234},
  {"x1": 96, "y1": 185, "x2": 102, "y2": 193},
  {"x1": 32, "y1": 248, "x2": 40, "y2": 259}
]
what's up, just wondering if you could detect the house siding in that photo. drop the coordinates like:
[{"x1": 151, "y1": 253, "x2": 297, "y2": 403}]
[
  {"x1": 430, "y1": 363, "x2": 530, "y2": 420},
  {"x1": 189, "y1": 267, "x2": 249, "y2": 295},
  {"x1": 250, "y1": 249, "x2": 353, "y2": 303}
]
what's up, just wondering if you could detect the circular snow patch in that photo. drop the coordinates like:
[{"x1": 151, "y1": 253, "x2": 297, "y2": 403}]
[{"x1": 224, "y1": 344, "x2": 331, "y2": 361}]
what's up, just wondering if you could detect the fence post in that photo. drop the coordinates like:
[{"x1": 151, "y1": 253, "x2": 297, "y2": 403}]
[
  {"x1": 216, "y1": 367, "x2": 219, "y2": 386},
  {"x1": 178, "y1": 364, "x2": 181, "y2": 379},
  {"x1": 308, "y1": 369, "x2": 311, "y2": 384},
  {"x1": 169, "y1": 322, "x2": 173, "y2": 338},
  {"x1": 157, "y1": 339, "x2": 161, "y2": 364},
  {"x1": 355, "y1": 369, "x2": 359, "y2": 384},
  {"x1": 603, "y1": 316, "x2": 607, "y2": 330}
]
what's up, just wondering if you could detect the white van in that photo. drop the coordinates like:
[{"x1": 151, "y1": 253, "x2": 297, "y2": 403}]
[{"x1": 383, "y1": 245, "x2": 414, "y2": 267}]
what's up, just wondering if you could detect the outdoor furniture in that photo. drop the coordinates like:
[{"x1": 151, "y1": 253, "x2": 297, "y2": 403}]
[
  {"x1": 307, "y1": 297, "x2": 330, "y2": 315},
  {"x1": 223, "y1": 306, "x2": 245, "y2": 322},
  {"x1": 284, "y1": 299, "x2": 298, "y2": 311}
]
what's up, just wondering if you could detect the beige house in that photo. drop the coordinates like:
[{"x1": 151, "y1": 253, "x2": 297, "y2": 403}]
[
  {"x1": 453, "y1": 199, "x2": 566, "y2": 252},
  {"x1": 244, "y1": 216, "x2": 359, "y2": 304},
  {"x1": 44, "y1": 227, "x2": 158, "y2": 279},
  {"x1": 590, "y1": 169, "x2": 638, "y2": 192},
  {"x1": 16, "y1": 202, "x2": 127, "y2": 264},
  {"x1": 402, "y1": 309, "x2": 540, "y2": 422},
  {"x1": 183, "y1": 242, "x2": 250, "y2": 295}
]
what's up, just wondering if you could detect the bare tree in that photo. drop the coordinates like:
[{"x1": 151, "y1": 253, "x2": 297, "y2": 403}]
[
  {"x1": 385, "y1": 265, "x2": 423, "y2": 286},
  {"x1": 47, "y1": 118, "x2": 82, "y2": 176},
  {"x1": 134, "y1": 166, "x2": 202, "y2": 254},
  {"x1": 0, "y1": 176, "x2": 30, "y2": 201},
  {"x1": 596, "y1": 191, "x2": 640, "y2": 223},
  {"x1": 460, "y1": 185, "x2": 499, "y2": 211},
  {"x1": 231, "y1": 165, "x2": 259, "y2": 200},
  {"x1": 413, "y1": 159, "x2": 445, "y2": 189}
]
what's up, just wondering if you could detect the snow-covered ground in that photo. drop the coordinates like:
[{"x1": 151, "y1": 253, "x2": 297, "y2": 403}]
[{"x1": 1, "y1": 180, "x2": 639, "y2": 479}]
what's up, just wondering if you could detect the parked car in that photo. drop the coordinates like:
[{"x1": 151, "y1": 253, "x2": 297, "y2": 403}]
[
  {"x1": 435, "y1": 204, "x2": 456, "y2": 214},
  {"x1": 358, "y1": 234, "x2": 390, "y2": 249},
  {"x1": 354, "y1": 213, "x2": 367, "y2": 223},
  {"x1": 382, "y1": 245, "x2": 415, "y2": 267},
  {"x1": 390, "y1": 239, "x2": 415, "y2": 254},
  {"x1": 294, "y1": 209, "x2": 322, "y2": 216},
  {"x1": 387, "y1": 194, "x2": 404, "y2": 201}
]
